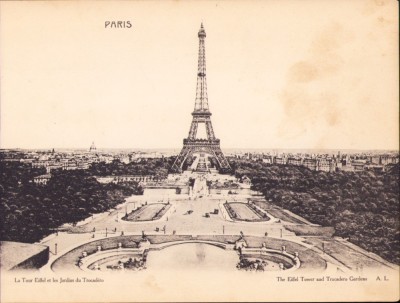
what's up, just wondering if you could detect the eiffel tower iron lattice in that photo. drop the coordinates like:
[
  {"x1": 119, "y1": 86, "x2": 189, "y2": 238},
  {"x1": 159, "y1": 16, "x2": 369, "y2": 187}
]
[{"x1": 171, "y1": 23, "x2": 231, "y2": 173}]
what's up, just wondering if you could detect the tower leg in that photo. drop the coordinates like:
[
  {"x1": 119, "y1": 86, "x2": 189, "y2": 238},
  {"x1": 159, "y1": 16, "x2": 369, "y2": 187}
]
[
  {"x1": 212, "y1": 147, "x2": 231, "y2": 171},
  {"x1": 205, "y1": 120, "x2": 216, "y2": 140},
  {"x1": 171, "y1": 144, "x2": 231, "y2": 173},
  {"x1": 171, "y1": 146, "x2": 191, "y2": 172},
  {"x1": 188, "y1": 121, "x2": 198, "y2": 140}
]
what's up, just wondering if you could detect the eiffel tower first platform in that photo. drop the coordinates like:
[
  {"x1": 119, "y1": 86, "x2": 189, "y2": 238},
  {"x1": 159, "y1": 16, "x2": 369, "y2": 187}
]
[{"x1": 171, "y1": 24, "x2": 231, "y2": 173}]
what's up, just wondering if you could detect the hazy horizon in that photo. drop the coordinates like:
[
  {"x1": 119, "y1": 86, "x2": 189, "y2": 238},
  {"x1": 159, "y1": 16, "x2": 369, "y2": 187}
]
[{"x1": 1, "y1": 146, "x2": 398, "y2": 154}]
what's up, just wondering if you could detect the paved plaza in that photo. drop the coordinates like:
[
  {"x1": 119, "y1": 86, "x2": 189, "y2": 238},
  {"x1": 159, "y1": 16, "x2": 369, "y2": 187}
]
[
  {"x1": 38, "y1": 173, "x2": 398, "y2": 274},
  {"x1": 55, "y1": 178, "x2": 295, "y2": 241}
]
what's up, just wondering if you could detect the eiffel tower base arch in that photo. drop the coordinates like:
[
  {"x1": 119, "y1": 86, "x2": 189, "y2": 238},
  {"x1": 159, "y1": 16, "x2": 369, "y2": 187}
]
[{"x1": 171, "y1": 139, "x2": 231, "y2": 173}]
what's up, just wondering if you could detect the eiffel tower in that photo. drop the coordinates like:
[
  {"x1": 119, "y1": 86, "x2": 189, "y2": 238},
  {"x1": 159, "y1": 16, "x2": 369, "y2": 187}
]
[{"x1": 171, "y1": 23, "x2": 231, "y2": 173}]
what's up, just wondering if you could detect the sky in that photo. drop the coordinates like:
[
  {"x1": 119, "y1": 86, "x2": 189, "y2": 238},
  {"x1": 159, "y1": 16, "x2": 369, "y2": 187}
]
[{"x1": 0, "y1": 0, "x2": 398, "y2": 150}]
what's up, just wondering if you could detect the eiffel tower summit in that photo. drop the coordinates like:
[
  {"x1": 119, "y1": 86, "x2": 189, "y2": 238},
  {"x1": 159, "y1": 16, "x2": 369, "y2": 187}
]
[{"x1": 171, "y1": 23, "x2": 231, "y2": 173}]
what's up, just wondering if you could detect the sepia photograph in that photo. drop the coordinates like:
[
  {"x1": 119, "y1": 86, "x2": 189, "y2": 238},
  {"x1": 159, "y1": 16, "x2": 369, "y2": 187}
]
[{"x1": 0, "y1": 0, "x2": 399, "y2": 302}]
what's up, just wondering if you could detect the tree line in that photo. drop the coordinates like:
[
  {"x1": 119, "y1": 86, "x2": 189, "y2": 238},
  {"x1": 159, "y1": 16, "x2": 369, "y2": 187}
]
[
  {"x1": 230, "y1": 159, "x2": 400, "y2": 264},
  {"x1": 89, "y1": 157, "x2": 174, "y2": 179},
  {"x1": 0, "y1": 161, "x2": 142, "y2": 243}
]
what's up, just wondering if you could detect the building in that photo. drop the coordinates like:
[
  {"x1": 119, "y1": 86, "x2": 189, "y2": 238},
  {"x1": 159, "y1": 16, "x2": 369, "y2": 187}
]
[
  {"x1": 275, "y1": 157, "x2": 287, "y2": 165},
  {"x1": 317, "y1": 158, "x2": 335, "y2": 172},
  {"x1": 89, "y1": 142, "x2": 96, "y2": 152},
  {"x1": 96, "y1": 175, "x2": 161, "y2": 185},
  {"x1": 240, "y1": 175, "x2": 252, "y2": 188},
  {"x1": 33, "y1": 174, "x2": 51, "y2": 185},
  {"x1": 351, "y1": 160, "x2": 367, "y2": 172},
  {"x1": 262, "y1": 155, "x2": 274, "y2": 164},
  {"x1": 303, "y1": 158, "x2": 318, "y2": 170},
  {"x1": 32, "y1": 160, "x2": 48, "y2": 169},
  {"x1": 287, "y1": 157, "x2": 302, "y2": 166}
]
